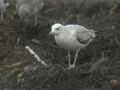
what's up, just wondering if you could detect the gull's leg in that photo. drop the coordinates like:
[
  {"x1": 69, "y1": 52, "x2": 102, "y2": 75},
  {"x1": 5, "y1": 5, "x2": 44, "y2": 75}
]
[
  {"x1": 71, "y1": 49, "x2": 80, "y2": 68},
  {"x1": 68, "y1": 50, "x2": 71, "y2": 67},
  {"x1": 34, "y1": 15, "x2": 38, "y2": 26}
]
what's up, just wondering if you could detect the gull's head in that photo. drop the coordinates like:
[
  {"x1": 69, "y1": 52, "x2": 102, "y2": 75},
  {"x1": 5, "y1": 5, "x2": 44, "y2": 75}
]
[{"x1": 49, "y1": 23, "x2": 63, "y2": 35}]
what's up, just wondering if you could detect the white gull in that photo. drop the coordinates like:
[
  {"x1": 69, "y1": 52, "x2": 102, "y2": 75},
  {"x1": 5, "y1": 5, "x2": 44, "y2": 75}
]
[{"x1": 49, "y1": 23, "x2": 96, "y2": 69}]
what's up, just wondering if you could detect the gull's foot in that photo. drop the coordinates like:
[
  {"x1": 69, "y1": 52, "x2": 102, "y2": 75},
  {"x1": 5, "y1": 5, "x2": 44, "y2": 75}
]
[{"x1": 67, "y1": 64, "x2": 75, "y2": 70}]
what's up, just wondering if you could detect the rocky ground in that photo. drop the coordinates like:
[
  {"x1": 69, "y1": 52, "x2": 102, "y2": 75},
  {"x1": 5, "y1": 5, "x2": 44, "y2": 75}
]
[{"x1": 0, "y1": 0, "x2": 120, "y2": 90}]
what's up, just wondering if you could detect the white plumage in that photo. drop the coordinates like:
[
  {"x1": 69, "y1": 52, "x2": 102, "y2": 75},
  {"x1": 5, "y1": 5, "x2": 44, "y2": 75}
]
[{"x1": 49, "y1": 23, "x2": 96, "y2": 69}]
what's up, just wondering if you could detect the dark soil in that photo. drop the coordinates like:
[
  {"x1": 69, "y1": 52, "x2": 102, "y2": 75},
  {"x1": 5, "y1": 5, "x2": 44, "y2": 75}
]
[{"x1": 0, "y1": 0, "x2": 120, "y2": 90}]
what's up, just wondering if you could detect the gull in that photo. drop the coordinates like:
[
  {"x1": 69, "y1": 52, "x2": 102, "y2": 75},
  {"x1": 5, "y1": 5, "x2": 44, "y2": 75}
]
[
  {"x1": 16, "y1": 0, "x2": 44, "y2": 24},
  {"x1": 49, "y1": 23, "x2": 96, "y2": 69}
]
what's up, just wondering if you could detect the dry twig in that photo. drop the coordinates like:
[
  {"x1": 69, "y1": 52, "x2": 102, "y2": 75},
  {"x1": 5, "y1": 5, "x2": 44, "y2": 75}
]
[{"x1": 25, "y1": 45, "x2": 48, "y2": 66}]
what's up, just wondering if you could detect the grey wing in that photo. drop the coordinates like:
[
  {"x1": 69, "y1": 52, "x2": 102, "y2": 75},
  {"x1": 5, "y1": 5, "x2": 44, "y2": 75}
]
[
  {"x1": 64, "y1": 24, "x2": 88, "y2": 31},
  {"x1": 64, "y1": 24, "x2": 95, "y2": 44},
  {"x1": 76, "y1": 30, "x2": 92, "y2": 44}
]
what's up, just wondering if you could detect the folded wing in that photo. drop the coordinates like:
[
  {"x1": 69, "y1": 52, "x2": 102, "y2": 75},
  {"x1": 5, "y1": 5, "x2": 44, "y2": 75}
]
[{"x1": 76, "y1": 29, "x2": 96, "y2": 45}]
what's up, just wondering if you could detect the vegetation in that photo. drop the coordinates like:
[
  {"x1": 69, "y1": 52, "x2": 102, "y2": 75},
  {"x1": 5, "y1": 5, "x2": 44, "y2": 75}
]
[{"x1": 0, "y1": 0, "x2": 120, "y2": 90}]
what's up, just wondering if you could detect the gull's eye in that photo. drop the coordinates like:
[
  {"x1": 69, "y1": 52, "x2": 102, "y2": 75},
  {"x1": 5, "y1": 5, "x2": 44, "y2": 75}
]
[{"x1": 56, "y1": 27, "x2": 60, "y2": 30}]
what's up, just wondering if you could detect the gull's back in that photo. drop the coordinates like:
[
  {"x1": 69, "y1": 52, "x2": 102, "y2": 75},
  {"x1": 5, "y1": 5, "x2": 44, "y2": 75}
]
[
  {"x1": 64, "y1": 24, "x2": 96, "y2": 42},
  {"x1": 64, "y1": 24, "x2": 88, "y2": 31}
]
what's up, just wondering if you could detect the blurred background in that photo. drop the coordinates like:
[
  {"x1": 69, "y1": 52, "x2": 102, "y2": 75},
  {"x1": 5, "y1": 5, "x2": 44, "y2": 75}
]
[{"x1": 0, "y1": 0, "x2": 120, "y2": 90}]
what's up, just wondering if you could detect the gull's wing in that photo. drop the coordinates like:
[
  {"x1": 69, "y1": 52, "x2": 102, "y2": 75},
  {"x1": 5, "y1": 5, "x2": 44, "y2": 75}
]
[
  {"x1": 76, "y1": 30, "x2": 92, "y2": 44},
  {"x1": 64, "y1": 24, "x2": 89, "y2": 32},
  {"x1": 63, "y1": 24, "x2": 96, "y2": 44},
  {"x1": 76, "y1": 29, "x2": 96, "y2": 44}
]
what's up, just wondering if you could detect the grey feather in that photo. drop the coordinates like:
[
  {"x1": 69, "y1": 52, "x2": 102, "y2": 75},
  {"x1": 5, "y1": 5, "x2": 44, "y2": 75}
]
[
  {"x1": 64, "y1": 24, "x2": 89, "y2": 32},
  {"x1": 76, "y1": 30, "x2": 96, "y2": 44},
  {"x1": 63, "y1": 24, "x2": 96, "y2": 44}
]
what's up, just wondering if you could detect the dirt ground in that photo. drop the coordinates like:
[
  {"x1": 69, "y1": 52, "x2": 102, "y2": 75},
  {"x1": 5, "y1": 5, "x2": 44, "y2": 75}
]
[{"x1": 0, "y1": 0, "x2": 120, "y2": 90}]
